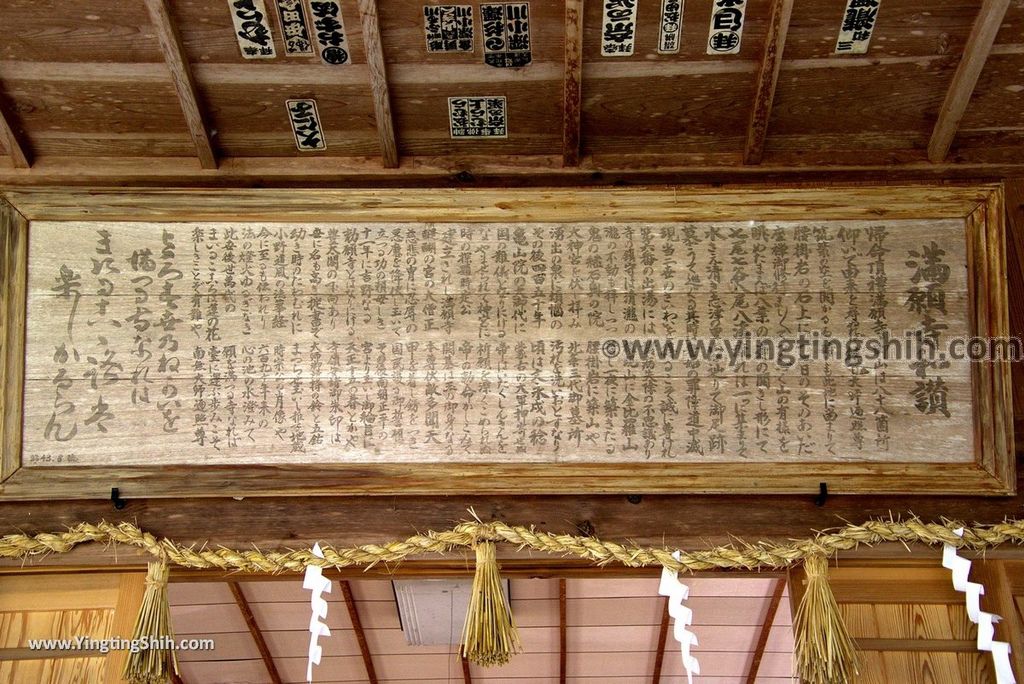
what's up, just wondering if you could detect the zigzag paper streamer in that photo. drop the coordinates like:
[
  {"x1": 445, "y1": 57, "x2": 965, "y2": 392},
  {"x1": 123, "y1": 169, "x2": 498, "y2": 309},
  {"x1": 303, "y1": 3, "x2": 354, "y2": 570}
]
[
  {"x1": 658, "y1": 551, "x2": 700, "y2": 684},
  {"x1": 942, "y1": 528, "x2": 1017, "y2": 684},
  {"x1": 303, "y1": 543, "x2": 332, "y2": 683}
]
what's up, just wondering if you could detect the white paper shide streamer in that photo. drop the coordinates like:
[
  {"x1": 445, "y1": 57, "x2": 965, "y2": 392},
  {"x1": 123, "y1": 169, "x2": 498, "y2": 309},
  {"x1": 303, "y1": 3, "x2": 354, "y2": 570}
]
[
  {"x1": 303, "y1": 543, "x2": 333, "y2": 683},
  {"x1": 942, "y1": 528, "x2": 1017, "y2": 684},
  {"x1": 658, "y1": 551, "x2": 700, "y2": 683}
]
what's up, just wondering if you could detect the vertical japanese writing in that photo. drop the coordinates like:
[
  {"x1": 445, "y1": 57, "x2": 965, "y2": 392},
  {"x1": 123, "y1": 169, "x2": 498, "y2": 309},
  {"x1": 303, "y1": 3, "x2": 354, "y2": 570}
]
[
  {"x1": 228, "y1": 0, "x2": 277, "y2": 58},
  {"x1": 835, "y1": 0, "x2": 881, "y2": 54},
  {"x1": 275, "y1": 0, "x2": 314, "y2": 55},
  {"x1": 481, "y1": 3, "x2": 532, "y2": 67},
  {"x1": 424, "y1": 5, "x2": 474, "y2": 52},
  {"x1": 601, "y1": 0, "x2": 639, "y2": 56},
  {"x1": 658, "y1": 0, "x2": 684, "y2": 54},
  {"x1": 309, "y1": 0, "x2": 351, "y2": 64},
  {"x1": 707, "y1": 0, "x2": 746, "y2": 54},
  {"x1": 448, "y1": 96, "x2": 508, "y2": 137},
  {"x1": 286, "y1": 99, "x2": 328, "y2": 151}
]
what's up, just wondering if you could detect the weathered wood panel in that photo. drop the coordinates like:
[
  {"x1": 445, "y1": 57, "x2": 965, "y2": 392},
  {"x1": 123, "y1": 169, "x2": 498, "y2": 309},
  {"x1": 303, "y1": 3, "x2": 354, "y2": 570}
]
[{"x1": 19, "y1": 217, "x2": 978, "y2": 469}]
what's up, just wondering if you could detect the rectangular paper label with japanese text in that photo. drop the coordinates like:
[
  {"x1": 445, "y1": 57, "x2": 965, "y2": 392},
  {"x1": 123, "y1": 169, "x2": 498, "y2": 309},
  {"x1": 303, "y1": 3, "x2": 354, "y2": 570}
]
[
  {"x1": 228, "y1": 0, "x2": 277, "y2": 59},
  {"x1": 835, "y1": 0, "x2": 881, "y2": 54},
  {"x1": 601, "y1": 0, "x2": 639, "y2": 57}
]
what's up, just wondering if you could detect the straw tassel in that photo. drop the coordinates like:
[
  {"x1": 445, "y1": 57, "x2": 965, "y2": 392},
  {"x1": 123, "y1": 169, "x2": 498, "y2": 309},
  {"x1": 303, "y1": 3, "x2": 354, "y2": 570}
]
[
  {"x1": 461, "y1": 541, "x2": 522, "y2": 667},
  {"x1": 123, "y1": 560, "x2": 178, "y2": 684},
  {"x1": 793, "y1": 554, "x2": 858, "y2": 684}
]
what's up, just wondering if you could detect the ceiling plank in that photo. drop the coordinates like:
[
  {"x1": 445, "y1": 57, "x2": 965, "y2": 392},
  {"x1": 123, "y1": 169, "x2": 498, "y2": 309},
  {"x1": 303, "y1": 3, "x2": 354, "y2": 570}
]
[
  {"x1": 339, "y1": 580, "x2": 379, "y2": 684},
  {"x1": 927, "y1": 0, "x2": 1011, "y2": 163},
  {"x1": 650, "y1": 597, "x2": 671, "y2": 684},
  {"x1": 744, "y1": 577, "x2": 786, "y2": 684},
  {"x1": 357, "y1": 0, "x2": 399, "y2": 169},
  {"x1": 743, "y1": 0, "x2": 794, "y2": 165},
  {"x1": 227, "y1": 581, "x2": 282, "y2": 684},
  {"x1": 0, "y1": 104, "x2": 30, "y2": 169},
  {"x1": 461, "y1": 653, "x2": 473, "y2": 684},
  {"x1": 559, "y1": 578, "x2": 568, "y2": 683},
  {"x1": 2, "y1": 154, "x2": 1024, "y2": 187},
  {"x1": 143, "y1": 0, "x2": 217, "y2": 170},
  {"x1": 562, "y1": 0, "x2": 584, "y2": 167}
]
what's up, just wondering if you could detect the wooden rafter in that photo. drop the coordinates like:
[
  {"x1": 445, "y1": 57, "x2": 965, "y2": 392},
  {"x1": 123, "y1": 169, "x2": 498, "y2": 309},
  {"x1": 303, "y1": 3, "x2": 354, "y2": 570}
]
[
  {"x1": 143, "y1": 0, "x2": 217, "y2": 169},
  {"x1": 743, "y1": 0, "x2": 794, "y2": 165},
  {"x1": 559, "y1": 579, "x2": 568, "y2": 683},
  {"x1": 340, "y1": 580, "x2": 379, "y2": 684},
  {"x1": 357, "y1": 0, "x2": 399, "y2": 169},
  {"x1": 562, "y1": 0, "x2": 584, "y2": 166},
  {"x1": 650, "y1": 598, "x2": 670, "y2": 683},
  {"x1": 0, "y1": 103, "x2": 30, "y2": 169},
  {"x1": 927, "y1": 0, "x2": 1011, "y2": 163},
  {"x1": 460, "y1": 652, "x2": 473, "y2": 684},
  {"x1": 744, "y1": 578, "x2": 786, "y2": 684},
  {"x1": 228, "y1": 581, "x2": 282, "y2": 684}
]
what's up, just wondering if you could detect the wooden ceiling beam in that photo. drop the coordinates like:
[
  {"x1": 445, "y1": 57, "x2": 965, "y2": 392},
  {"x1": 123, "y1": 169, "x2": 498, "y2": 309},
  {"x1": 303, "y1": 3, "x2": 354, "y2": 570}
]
[
  {"x1": 559, "y1": 578, "x2": 568, "y2": 683},
  {"x1": 743, "y1": 0, "x2": 794, "y2": 165},
  {"x1": 744, "y1": 578, "x2": 786, "y2": 684},
  {"x1": 227, "y1": 581, "x2": 283, "y2": 684},
  {"x1": 357, "y1": 0, "x2": 399, "y2": 169},
  {"x1": 340, "y1": 580, "x2": 379, "y2": 684},
  {"x1": 0, "y1": 104, "x2": 30, "y2": 169},
  {"x1": 650, "y1": 597, "x2": 671, "y2": 684},
  {"x1": 562, "y1": 0, "x2": 584, "y2": 167},
  {"x1": 143, "y1": 0, "x2": 217, "y2": 170},
  {"x1": 2, "y1": 154, "x2": 1024, "y2": 187},
  {"x1": 927, "y1": 0, "x2": 1011, "y2": 163}
]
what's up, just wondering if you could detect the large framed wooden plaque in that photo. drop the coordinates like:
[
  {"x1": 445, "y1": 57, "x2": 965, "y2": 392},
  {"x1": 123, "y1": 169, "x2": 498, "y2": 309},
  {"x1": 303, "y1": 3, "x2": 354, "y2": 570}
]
[{"x1": 0, "y1": 185, "x2": 1014, "y2": 499}]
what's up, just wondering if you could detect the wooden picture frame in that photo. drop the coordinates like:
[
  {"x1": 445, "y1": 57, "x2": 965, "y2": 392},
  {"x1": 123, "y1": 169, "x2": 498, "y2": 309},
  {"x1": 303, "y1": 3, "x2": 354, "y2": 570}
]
[{"x1": 0, "y1": 183, "x2": 1014, "y2": 499}]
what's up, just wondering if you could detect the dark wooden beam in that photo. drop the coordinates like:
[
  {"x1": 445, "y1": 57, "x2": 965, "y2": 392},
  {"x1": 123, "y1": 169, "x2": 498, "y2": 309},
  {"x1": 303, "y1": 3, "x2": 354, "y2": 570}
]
[
  {"x1": 744, "y1": 578, "x2": 786, "y2": 684},
  {"x1": 460, "y1": 653, "x2": 473, "y2": 684},
  {"x1": 562, "y1": 0, "x2": 584, "y2": 166},
  {"x1": 559, "y1": 579, "x2": 568, "y2": 683},
  {"x1": 143, "y1": 0, "x2": 217, "y2": 169},
  {"x1": 0, "y1": 103, "x2": 30, "y2": 169},
  {"x1": 228, "y1": 581, "x2": 282, "y2": 684},
  {"x1": 340, "y1": 580, "x2": 379, "y2": 684},
  {"x1": 3, "y1": 154, "x2": 1024, "y2": 187},
  {"x1": 0, "y1": 466, "x2": 1023, "y2": 564},
  {"x1": 357, "y1": 0, "x2": 399, "y2": 169},
  {"x1": 927, "y1": 0, "x2": 1011, "y2": 163},
  {"x1": 650, "y1": 598, "x2": 671, "y2": 684},
  {"x1": 743, "y1": 0, "x2": 794, "y2": 165}
]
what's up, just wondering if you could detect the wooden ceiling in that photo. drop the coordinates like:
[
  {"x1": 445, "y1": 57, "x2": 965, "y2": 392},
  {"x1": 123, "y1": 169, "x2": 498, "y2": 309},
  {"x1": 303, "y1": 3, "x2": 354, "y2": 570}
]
[
  {"x1": 169, "y1": 577, "x2": 793, "y2": 683},
  {"x1": 0, "y1": 0, "x2": 1022, "y2": 186}
]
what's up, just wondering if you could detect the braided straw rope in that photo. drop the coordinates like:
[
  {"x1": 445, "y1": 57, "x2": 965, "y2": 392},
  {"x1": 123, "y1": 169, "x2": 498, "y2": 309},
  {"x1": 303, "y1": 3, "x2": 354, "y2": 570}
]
[{"x1": 1, "y1": 516, "x2": 1024, "y2": 573}]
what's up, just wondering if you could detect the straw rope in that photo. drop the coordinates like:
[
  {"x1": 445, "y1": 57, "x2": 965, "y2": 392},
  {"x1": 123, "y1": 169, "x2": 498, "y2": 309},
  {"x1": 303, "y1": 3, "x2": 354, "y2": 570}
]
[{"x1": 1, "y1": 516, "x2": 1023, "y2": 573}]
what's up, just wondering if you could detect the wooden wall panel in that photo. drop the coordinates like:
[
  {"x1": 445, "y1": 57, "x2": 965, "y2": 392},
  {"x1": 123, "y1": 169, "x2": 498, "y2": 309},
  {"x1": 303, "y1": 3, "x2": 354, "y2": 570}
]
[
  {"x1": 0, "y1": 571, "x2": 146, "y2": 684},
  {"x1": 195, "y1": 81, "x2": 380, "y2": 157},
  {"x1": 582, "y1": 70, "x2": 755, "y2": 156},
  {"x1": 994, "y1": 1, "x2": 1024, "y2": 43},
  {"x1": 393, "y1": 80, "x2": 562, "y2": 156},
  {"x1": 782, "y1": 0, "x2": 981, "y2": 60},
  {"x1": 766, "y1": 61, "x2": 956, "y2": 154},
  {"x1": 0, "y1": 78, "x2": 192, "y2": 158},
  {"x1": 0, "y1": 0, "x2": 163, "y2": 63},
  {"x1": 958, "y1": 53, "x2": 1024, "y2": 132}
]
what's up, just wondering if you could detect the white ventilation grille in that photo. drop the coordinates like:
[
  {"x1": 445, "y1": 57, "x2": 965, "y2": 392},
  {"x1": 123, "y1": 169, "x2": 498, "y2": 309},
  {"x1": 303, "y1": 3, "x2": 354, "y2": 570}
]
[{"x1": 393, "y1": 579, "x2": 511, "y2": 646}]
